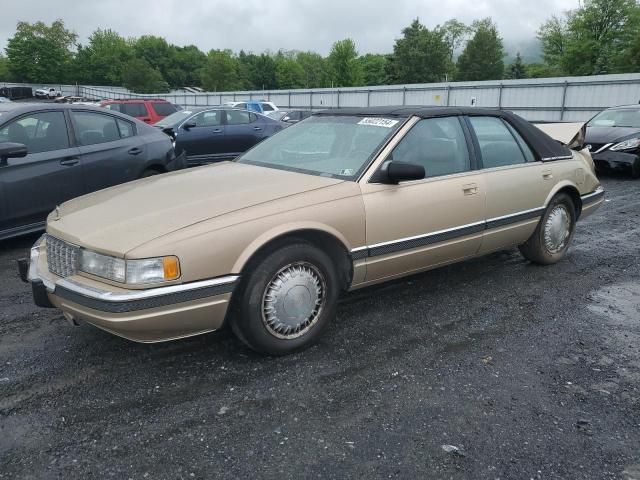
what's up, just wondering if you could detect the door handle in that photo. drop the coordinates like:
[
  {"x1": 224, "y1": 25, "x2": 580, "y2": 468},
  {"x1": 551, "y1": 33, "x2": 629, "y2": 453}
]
[
  {"x1": 60, "y1": 157, "x2": 79, "y2": 166},
  {"x1": 462, "y1": 183, "x2": 478, "y2": 195},
  {"x1": 128, "y1": 147, "x2": 143, "y2": 155},
  {"x1": 542, "y1": 169, "x2": 553, "y2": 180},
  {"x1": 212, "y1": 129, "x2": 222, "y2": 133},
  {"x1": 253, "y1": 127, "x2": 262, "y2": 131}
]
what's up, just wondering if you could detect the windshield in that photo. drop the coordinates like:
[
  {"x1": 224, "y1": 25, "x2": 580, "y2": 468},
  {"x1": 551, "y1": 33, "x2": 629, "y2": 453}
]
[
  {"x1": 588, "y1": 108, "x2": 640, "y2": 128},
  {"x1": 155, "y1": 110, "x2": 194, "y2": 127},
  {"x1": 237, "y1": 115, "x2": 404, "y2": 179}
]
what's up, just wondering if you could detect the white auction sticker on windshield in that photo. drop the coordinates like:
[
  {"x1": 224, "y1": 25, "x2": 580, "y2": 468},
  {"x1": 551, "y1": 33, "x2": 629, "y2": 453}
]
[{"x1": 357, "y1": 118, "x2": 399, "y2": 128}]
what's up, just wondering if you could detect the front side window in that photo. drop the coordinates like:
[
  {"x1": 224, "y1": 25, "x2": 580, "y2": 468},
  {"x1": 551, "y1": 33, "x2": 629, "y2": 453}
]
[
  {"x1": 226, "y1": 110, "x2": 251, "y2": 125},
  {"x1": 390, "y1": 116, "x2": 470, "y2": 177},
  {"x1": 237, "y1": 115, "x2": 404, "y2": 179},
  {"x1": 192, "y1": 110, "x2": 222, "y2": 127},
  {"x1": 469, "y1": 116, "x2": 527, "y2": 168},
  {"x1": 0, "y1": 111, "x2": 69, "y2": 154},
  {"x1": 72, "y1": 111, "x2": 122, "y2": 146}
]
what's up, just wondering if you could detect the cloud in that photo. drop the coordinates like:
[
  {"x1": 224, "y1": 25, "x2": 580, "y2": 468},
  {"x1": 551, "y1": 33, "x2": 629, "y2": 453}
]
[{"x1": 0, "y1": 0, "x2": 577, "y2": 56}]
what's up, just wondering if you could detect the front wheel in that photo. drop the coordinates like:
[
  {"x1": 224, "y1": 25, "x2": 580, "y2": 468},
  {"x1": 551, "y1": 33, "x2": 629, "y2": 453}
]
[
  {"x1": 519, "y1": 193, "x2": 576, "y2": 265},
  {"x1": 230, "y1": 242, "x2": 339, "y2": 355}
]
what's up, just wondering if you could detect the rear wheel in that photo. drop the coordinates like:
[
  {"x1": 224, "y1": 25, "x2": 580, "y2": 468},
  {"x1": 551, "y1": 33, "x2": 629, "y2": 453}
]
[
  {"x1": 519, "y1": 193, "x2": 576, "y2": 265},
  {"x1": 631, "y1": 159, "x2": 640, "y2": 178},
  {"x1": 230, "y1": 242, "x2": 339, "y2": 355}
]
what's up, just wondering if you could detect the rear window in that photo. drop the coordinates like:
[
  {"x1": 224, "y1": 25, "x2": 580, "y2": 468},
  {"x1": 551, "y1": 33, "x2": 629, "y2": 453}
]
[{"x1": 151, "y1": 102, "x2": 178, "y2": 117}]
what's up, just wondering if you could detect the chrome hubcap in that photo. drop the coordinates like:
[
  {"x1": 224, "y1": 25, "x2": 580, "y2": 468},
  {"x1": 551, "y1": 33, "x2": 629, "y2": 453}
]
[
  {"x1": 544, "y1": 205, "x2": 571, "y2": 254},
  {"x1": 261, "y1": 262, "x2": 326, "y2": 339}
]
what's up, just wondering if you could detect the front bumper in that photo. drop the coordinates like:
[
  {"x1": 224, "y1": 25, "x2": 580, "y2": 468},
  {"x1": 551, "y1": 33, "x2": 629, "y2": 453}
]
[
  {"x1": 591, "y1": 150, "x2": 639, "y2": 174},
  {"x1": 22, "y1": 236, "x2": 238, "y2": 343}
]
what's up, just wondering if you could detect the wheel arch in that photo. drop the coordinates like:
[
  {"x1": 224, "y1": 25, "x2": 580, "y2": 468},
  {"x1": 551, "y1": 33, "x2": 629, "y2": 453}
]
[
  {"x1": 232, "y1": 223, "x2": 356, "y2": 292},
  {"x1": 544, "y1": 181, "x2": 583, "y2": 219}
]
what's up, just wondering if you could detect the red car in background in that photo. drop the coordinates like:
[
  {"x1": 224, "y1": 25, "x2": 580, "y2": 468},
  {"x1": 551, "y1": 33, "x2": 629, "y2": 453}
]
[{"x1": 101, "y1": 99, "x2": 180, "y2": 124}]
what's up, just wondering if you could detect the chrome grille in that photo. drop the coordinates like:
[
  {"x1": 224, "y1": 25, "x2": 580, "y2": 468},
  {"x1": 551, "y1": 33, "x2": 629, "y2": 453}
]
[{"x1": 46, "y1": 235, "x2": 80, "y2": 278}]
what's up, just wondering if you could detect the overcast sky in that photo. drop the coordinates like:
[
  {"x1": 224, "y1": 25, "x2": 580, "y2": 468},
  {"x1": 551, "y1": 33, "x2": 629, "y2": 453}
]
[{"x1": 1, "y1": 0, "x2": 579, "y2": 56}]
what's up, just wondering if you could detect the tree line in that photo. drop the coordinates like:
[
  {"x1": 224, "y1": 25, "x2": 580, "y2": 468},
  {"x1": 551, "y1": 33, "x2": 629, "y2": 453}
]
[{"x1": 0, "y1": 0, "x2": 638, "y2": 93}]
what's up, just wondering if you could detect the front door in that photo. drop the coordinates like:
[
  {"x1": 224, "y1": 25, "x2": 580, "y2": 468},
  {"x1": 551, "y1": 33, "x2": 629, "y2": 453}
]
[
  {"x1": 0, "y1": 110, "x2": 83, "y2": 235},
  {"x1": 360, "y1": 116, "x2": 486, "y2": 283},
  {"x1": 224, "y1": 109, "x2": 261, "y2": 154},
  {"x1": 178, "y1": 110, "x2": 226, "y2": 163}
]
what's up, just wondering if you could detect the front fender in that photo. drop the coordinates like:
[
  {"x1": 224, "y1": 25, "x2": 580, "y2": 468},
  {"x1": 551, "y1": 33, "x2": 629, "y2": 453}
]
[{"x1": 231, "y1": 221, "x2": 354, "y2": 274}]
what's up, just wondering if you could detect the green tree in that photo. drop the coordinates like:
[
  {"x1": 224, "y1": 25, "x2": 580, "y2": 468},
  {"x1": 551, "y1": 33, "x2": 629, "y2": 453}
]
[
  {"x1": 456, "y1": 18, "x2": 505, "y2": 81},
  {"x1": 506, "y1": 52, "x2": 527, "y2": 79},
  {"x1": 441, "y1": 19, "x2": 471, "y2": 64},
  {"x1": 275, "y1": 55, "x2": 305, "y2": 89},
  {"x1": 388, "y1": 19, "x2": 451, "y2": 84},
  {"x1": 525, "y1": 62, "x2": 563, "y2": 78},
  {"x1": 121, "y1": 58, "x2": 168, "y2": 93},
  {"x1": 200, "y1": 50, "x2": 242, "y2": 91},
  {"x1": 358, "y1": 54, "x2": 388, "y2": 86},
  {"x1": 0, "y1": 55, "x2": 10, "y2": 82},
  {"x1": 296, "y1": 51, "x2": 329, "y2": 88},
  {"x1": 328, "y1": 39, "x2": 362, "y2": 87},
  {"x1": 74, "y1": 29, "x2": 132, "y2": 85},
  {"x1": 537, "y1": 15, "x2": 567, "y2": 72},
  {"x1": 169, "y1": 45, "x2": 207, "y2": 87},
  {"x1": 538, "y1": 0, "x2": 640, "y2": 75},
  {"x1": 5, "y1": 20, "x2": 77, "y2": 83}
]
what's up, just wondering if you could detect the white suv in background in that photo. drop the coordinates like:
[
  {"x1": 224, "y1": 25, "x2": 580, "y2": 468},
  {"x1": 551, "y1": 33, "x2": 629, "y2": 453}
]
[
  {"x1": 34, "y1": 87, "x2": 62, "y2": 99},
  {"x1": 223, "y1": 100, "x2": 279, "y2": 115}
]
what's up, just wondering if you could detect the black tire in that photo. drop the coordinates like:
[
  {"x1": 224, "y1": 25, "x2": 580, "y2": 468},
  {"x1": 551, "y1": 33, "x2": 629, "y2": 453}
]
[
  {"x1": 631, "y1": 159, "x2": 640, "y2": 179},
  {"x1": 230, "y1": 242, "x2": 339, "y2": 355},
  {"x1": 518, "y1": 193, "x2": 576, "y2": 265},
  {"x1": 140, "y1": 168, "x2": 161, "y2": 178}
]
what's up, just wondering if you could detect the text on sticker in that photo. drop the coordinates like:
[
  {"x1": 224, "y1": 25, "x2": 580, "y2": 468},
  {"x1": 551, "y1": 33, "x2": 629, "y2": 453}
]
[{"x1": 357, "y1": 118, "x2": 400, "y2": 128}]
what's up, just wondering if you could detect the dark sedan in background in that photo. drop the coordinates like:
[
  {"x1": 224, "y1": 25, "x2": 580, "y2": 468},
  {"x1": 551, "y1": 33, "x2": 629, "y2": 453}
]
[
  {"x1": 156, "y1": 107, "x2": 283, "y2": 166},
  {"x1": 0, "y1": 103, "x2": 183, "y2": 240},
  {"x1": 585, "y1": 104, "x2": 640, "y2": 177}
]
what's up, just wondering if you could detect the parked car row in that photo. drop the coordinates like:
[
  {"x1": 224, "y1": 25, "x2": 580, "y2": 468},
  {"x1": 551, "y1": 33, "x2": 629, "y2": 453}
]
[
  {"x1": 156, "y1": 107, "x2": 284, "y2": 166},
  {"x1": 0, "y1": 102, "x2": 182, "y2": 240}
]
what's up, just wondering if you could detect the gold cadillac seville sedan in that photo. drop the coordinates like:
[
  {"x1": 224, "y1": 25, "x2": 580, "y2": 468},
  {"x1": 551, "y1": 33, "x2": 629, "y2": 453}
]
[{"x1": 22, "y1": 107, "x2": 604, "y2": 355}]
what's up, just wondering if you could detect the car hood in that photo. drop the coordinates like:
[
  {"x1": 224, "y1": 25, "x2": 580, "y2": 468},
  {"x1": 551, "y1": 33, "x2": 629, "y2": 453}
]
[
  {"x1": 47, "y1": 162, "x2": 345, "y2": 256},
  {"x1": 585, "y1": 126, "x2": 640, "y2": 144}
]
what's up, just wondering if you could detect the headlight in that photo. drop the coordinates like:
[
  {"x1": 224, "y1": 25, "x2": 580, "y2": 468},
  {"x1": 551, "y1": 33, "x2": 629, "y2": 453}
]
[
  {"x1": 79, "y1": 250, "x2": 180, "y2": 285},
  {"x1": 610, "y1": 138, "x2": 640, "y2": 151}
]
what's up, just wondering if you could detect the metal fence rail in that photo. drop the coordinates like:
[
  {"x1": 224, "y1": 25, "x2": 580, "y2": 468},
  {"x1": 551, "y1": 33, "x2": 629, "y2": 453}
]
[{"x1": 6, "y1": 73, "x2": 640, "y2": 121}]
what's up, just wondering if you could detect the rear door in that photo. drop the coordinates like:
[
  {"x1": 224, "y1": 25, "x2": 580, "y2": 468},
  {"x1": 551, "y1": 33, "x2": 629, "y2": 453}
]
[
  {"x1": 71, "y1": 110, "x2": 146, "y2": 192},
  {"x1": 0, "y1": 110, "x2": 83, "y2": 234},
  {"x1": 224, "y1": 110, "x2": 262, "y2": 154},
  {"x1": 465, "y1": 115, "x2": 548, "y2": 253}
]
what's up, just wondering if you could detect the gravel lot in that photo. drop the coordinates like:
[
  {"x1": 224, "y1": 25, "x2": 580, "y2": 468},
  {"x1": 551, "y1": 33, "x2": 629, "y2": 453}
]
[{"x1": 1, "y1": 176, "x2": 638, "y2": 480}]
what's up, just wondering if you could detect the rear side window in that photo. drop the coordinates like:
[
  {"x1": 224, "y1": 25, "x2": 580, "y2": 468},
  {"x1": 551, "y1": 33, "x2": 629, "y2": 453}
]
[
  {"x1": 469, "y1": 116, "x2": 528, "y2": 168},
  {"x1": 0, "y1": 111, "x2": 69, "y2": 154},
  {"x1": 120, "y1": 103, "x2": 148, "y2": 118},
  {"x1": 104, "y1": 103, "x2": 121, "y2": 112},
  {"x1": 151, "y1": 102, "x2": 178, "y2": 117},
  {"x1": 391, "y1": 116, "x2": 470, "y2": 177},
  {"x1": 261, "y1": 103, "x2": 274, "y2": 111},
  {"x1": 117, "y1": 119, "x2": 135, "y2": 138},
  {"x1": 72, "y1": 111, "x2": 122, "y2": 146}
]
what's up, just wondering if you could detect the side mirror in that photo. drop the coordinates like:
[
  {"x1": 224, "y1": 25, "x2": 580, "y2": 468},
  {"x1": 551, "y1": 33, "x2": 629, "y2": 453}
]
[
  {"x1": 183, "y1": 121, "x2": 197, "y2": 130},
  {"x1": 0, "y1": 142, "x2": 28, "y2": 164},
  {"x1": 372, "y1": 160, "x2": 425, "y2": 184}
]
